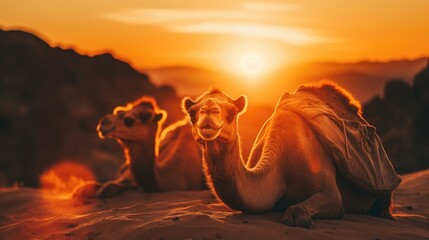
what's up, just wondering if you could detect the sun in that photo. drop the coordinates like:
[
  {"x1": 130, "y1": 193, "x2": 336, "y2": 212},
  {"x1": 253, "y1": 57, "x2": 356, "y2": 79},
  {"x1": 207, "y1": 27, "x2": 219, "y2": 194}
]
[
  {"x1": 240, "y1": 53, "x2": 265, "y2": 77},
  {"x1": 218, "y1": 42, "x2": 289, "y2": 83},
  {"x1": 241, "y1": 54, "x2": 263, "y2": 75}
]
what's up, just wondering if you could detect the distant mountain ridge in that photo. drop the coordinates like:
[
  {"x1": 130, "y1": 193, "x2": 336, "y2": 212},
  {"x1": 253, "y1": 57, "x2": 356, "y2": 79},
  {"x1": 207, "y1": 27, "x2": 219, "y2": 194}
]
[
  {"x1": 146, "y1": 58, "x2": 428, "y2": 104},
  {"x1": 286, "y1": 58, "x2": 427, "y2": 101}
]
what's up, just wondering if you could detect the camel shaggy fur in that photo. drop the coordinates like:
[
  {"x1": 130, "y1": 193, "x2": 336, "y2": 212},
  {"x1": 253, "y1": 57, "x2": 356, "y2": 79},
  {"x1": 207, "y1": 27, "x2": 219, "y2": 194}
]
[
  {"x1": 74, "y1": 97, "x2": 204, "y2": 198},
  {"x1": 182, "y1": 81, "x2": 401, "y2": 228}
]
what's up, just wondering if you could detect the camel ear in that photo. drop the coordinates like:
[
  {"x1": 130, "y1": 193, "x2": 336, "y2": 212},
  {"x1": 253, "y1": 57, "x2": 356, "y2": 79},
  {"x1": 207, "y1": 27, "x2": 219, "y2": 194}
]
[
  {"x1": 154, "y1": 110, "x2": 166, "y2": 123},
  {"x1": 182, "y1": 97, "x2": 196, "y2": 113},
  {"x1": 233, "y1": 95, "x2": 247, "y2": 114},
  {"x1": 182, "y1": 97, "x2": 198, "y2": 123}
]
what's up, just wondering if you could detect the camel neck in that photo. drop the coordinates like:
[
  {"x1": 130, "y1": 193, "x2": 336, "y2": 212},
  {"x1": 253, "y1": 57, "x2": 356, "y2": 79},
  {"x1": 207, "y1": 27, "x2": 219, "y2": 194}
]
[
  {"x1": 123, "y1": 137, "x2": 158, "y2": 192},
  {"x1": 203, "y1": 137, "x2": 247, "y2": 211}
]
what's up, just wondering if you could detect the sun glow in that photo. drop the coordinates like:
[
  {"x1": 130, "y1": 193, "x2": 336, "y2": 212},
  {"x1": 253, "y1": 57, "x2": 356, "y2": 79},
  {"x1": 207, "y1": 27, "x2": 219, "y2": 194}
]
[
  {"x1": 40, "y1": 160, "x2": 95, "y2": 197},
  {"x1": 231, "y1": 50, "x2": 282, "y2": 82},
  {"x1": 241, "y1": 54, "x2": 263, "y2": 76},
  {"x1": 219, "y1": 41, "x2": 288, "y2": 83}
]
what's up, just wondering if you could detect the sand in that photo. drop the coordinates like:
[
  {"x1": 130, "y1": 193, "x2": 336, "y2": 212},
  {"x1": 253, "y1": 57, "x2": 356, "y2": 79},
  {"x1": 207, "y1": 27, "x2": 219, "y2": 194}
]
[{"x1": 1, "y1": 170, "x2": 428, "y2": 240}]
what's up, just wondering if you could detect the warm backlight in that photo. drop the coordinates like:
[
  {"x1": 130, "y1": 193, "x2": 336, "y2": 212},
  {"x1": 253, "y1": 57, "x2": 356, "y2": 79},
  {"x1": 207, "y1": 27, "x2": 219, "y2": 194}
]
[
  {"x1": 241, "y1": 54, "x2": 263, "y2": 76},
  {"x1": 219, "y1": 41, "x2": 287, "y2": 84},
  {"x1": 229, "y1": 51, "x2": 275, "y2": 82},
  {"x1": 40, "y1": 160, "x2": 95, "y2": 195}
]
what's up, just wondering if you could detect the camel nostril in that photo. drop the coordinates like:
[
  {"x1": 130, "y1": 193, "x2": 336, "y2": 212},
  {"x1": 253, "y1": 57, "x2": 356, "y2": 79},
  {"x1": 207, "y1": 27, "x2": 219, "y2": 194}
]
[{"x1": 101, "y1": 117, "x2": 112, "y2": 125}]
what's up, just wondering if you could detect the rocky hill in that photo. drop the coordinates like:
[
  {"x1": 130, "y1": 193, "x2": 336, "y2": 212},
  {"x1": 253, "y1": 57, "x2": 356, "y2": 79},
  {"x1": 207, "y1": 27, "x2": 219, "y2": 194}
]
[
  {"x1": 0, "y1": 29, "x2": 184, "y2": 187},
  {"x1": 363, "y1": 60, "x2": 429, "y2": 173}
]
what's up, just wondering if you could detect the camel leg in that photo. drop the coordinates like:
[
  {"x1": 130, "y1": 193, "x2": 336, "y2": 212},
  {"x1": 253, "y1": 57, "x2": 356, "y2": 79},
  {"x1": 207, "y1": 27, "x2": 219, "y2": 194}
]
[
  {"x1": 73, "y1": 181, "x2": 102, "y2": 198},
  {"x1": 73, "y1": 178, "x2": 136, "y2": 199},
  {"x1": 73, "y1": 166, "x2": 137, "y2": 199},
  {"x1": 96, "y1": 180, "x2": 137, "y2": 198},
  {"x1": 367, "y1": 192, "x2": 394, "y2": 219},
  {"x1": 281, "y1": 187, "x2": 343, "y2": 228},
  {"x1": 96, "y1": 167, "x2": 138, "y2": 198}
]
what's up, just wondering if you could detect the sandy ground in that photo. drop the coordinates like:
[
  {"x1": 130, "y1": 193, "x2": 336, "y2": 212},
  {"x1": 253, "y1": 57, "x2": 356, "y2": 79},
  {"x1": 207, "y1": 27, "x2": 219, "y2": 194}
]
[{"x1": 1, "y1": 170, "x2": 428, "y2": 240}]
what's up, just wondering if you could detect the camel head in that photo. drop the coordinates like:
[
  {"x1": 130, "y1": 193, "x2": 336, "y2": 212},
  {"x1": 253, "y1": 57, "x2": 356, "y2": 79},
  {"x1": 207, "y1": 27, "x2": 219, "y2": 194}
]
[
  {"x1": 97, "y1": 97, "x2": 166, "y2": 142},
  {"x1": 182, "y1": 89, "x2": 247, "y2": 143}
]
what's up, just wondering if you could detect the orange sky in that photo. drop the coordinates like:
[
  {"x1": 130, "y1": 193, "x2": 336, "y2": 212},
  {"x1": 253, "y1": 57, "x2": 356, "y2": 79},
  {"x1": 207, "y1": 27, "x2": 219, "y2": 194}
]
[{"x1": 1, "y1": 0, "x2": 429, "y2": 74}]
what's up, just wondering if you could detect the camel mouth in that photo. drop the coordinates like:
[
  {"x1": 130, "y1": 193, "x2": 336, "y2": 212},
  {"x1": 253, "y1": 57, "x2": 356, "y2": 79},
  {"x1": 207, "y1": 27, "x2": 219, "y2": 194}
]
[
  {"x1": 98, "y1": 126, "x2": 116, "y2": 138},
  {"x1": 197, "y1": 123, "x2": 224, "y2": 141}
]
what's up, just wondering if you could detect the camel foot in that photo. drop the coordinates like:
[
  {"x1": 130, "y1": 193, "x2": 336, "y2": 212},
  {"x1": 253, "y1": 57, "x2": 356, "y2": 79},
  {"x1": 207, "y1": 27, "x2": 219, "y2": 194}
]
[
  {"x1": 96, "y1": 182, "x2": 136, "y2": 198},
  {"x1": 73, "y1": 182, "x2": 102, "y2": 198},
  {"x1": 373, "y1": 209, "x2": 395, "y2": 220},
  {"x1": 281, "y1": 204, "x2": 313, "y2": 228}
]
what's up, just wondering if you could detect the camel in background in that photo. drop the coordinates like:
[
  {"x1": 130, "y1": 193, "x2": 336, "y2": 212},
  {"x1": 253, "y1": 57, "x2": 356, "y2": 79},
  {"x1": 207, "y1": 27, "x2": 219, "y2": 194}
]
[{"x1": 74, "y1": 97, "x2": 204, "y2": 198}]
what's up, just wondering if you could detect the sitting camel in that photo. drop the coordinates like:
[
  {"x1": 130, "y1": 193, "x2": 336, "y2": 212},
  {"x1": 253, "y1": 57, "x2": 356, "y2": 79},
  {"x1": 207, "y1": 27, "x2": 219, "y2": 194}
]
[
  {"x1": 74, "y1": 97, "x2": 204, "y2": 198},
  {"x1": 182, "y1": 81, "x2": 401, "y2": 228}
]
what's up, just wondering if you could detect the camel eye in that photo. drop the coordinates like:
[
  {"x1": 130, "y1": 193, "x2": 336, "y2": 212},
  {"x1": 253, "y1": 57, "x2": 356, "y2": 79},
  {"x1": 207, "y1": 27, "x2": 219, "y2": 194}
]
[
  {"x1": 124, "y1": 117, "x2": 135, "y2": 128},
  {"x1": 211, "y1": 109, "x2": 220, "y2": 114},
  {"x1": 140, "y1": 112, "x2": 153, "y2": 123}
]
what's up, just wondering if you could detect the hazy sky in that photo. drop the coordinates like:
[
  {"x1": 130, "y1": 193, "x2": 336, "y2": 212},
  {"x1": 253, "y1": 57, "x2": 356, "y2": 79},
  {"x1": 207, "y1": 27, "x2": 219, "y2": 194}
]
[{"x1": 1, "y1": 0, "x2": 428, "y2": 73}]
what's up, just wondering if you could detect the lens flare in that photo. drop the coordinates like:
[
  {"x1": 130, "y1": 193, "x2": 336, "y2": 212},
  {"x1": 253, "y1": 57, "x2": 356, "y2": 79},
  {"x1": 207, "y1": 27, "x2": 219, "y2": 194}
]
[{"x1": 40, "y1": 160, "x2": 95, "y2": 196}]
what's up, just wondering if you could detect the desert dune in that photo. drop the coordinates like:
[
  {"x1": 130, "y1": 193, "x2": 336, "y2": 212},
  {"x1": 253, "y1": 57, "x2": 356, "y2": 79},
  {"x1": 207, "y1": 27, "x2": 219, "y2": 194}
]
[{"x1": 1, "y1": 169, "x2": 428, "y2": 240}]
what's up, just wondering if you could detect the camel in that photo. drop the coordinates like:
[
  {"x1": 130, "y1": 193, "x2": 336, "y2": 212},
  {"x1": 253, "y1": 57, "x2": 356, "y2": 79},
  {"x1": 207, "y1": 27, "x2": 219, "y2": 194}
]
[
  {"x1": 182, "y1": 81, "x2": 401, "y2": 228},
  {"x1": 74, "y1": 97, "x2": 204, "y2": 198}
]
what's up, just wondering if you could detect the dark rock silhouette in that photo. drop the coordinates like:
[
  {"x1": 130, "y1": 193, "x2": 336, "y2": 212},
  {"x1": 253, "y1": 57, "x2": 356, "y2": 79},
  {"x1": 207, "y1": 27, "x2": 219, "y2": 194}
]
[
  {"x1": 363, "y1": 59, "x2": 429, "y2": 173},
  {"x1": 413, "y1": 60, "x2": 429, "y2": 169},
  {"x1": 0, "y1": 29, "x2": 184, "y2": 187}
]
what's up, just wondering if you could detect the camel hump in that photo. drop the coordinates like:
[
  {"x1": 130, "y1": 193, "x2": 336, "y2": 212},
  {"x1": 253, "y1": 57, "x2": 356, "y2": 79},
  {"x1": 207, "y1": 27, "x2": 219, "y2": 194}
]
[
  {"x1": 297, "y1": 81, "x2": 363, "y2": 121},
  {"x1": 276, "y1": 82, "x2": 401, "y2": 193}
]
